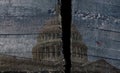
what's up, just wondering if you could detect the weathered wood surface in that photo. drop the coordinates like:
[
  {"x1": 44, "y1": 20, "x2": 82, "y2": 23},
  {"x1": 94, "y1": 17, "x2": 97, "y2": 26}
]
[
  {"x1": 72, "y1": 0, "x2": 120, "y2": 68},
  {"x1": 0, "y1": 0, "x2": 56, "y2": 58},
  {"x1": 0, "y1": 0, "x2": 65, "y2": 72}
]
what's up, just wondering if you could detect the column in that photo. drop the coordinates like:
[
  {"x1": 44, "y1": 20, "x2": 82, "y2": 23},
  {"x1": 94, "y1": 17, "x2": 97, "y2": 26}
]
[
  {"x1": 45, "y1": 33, "x2": 47, "y2": 40},
  {"x1": 38, "y1": 48, "x2": 40, "y2": 61},
  {"x1": 83, "y1": 49, "x2": 85, "y2": 59},
  {"x1": 76, "y1": 47, "x2": 78, "y2": 57},
  {"x1": 72, "y1": 46, "x2": 74, "y2": 57},
  {"x1": 50, "y1": 33, "x2": 52, "y2": 40},
  {"x1": 44, "y1": 33, "x2": 46, "y2": 40},
  {"x1": 50, "y1": 46, "x2": 52, "y2": 59},
  {"x1": 71, "y1": 46, "x2": 72, "y2": 57},
  {"x1": 48, "y1": 47, "x2": 50, "y2": 58},
  {"x1": 42, "y1": 33, "x2": 44, "y2": 41},
  {"x1": 44, "y1": 46, "x2": 46, "y2": 59},
  {"x1": 49, "y1": 33, "x2": 51, "y2": 40},
  {"x1": 42, "y1": 33, "x2": 44, "y2": 40},
  {"x1": 76, "y1": 34, "x2": 78, "y2": 40},
  {"x1": 43, "y1": 33, "x2": 45, "y2": 40},
  {"x1": 53, "y1": 33, "x2": 55, "y2": 39},
  {"x1": 39, "y1": 47, "x2": 41, "y2": 60},
  {"x1": 39, "y1": 34, "x2": 42, "y2": 40},
  {"x1": 36, "y1": 48, "x2": 38, "y2": 61},
  {"x1": 73, "y1": 33, "x2": 74, "y2": 39},
  {"x1": 47, "y1": 47, "x2": 49, "y2": 59},
  {"x1": 55, "y1": 45, "x2": 57, "y2": 58},
  {"x1": 75, "y1": 34, "x2": 77, "y2": 40},
  {"x1": 57, "y1": 45, "x2": 60, "y2": 57},
  {"x1": 75, "y1": 34, "x2": 76, "y2": 40},
  {"x1": 53, "y1": 47, "x2": 55, "y2": 58},
  {"x1": 80, "y1": 47, "x2": 82, "y2": 58},
  {"x1": 46, "y1": 47, "x2": 48, "y2": 59},
  {"x1": 79, "y1": 47, "x2": 81, "y2": 57},
  {"x1": 41, "y1": 47, "x2": 44, "y2": 59},
  {"x1": 81, "y1": 48, "x2": 83, "y2": 58},
  {"x1": 72, "y1": 33, "x2": 74, "y2": 39},
  {"x1": 57, "y1": 33, "x2": 59, "y2": 38},
  {"x1": 75, "y1": 47, "x2": 77, "y2": 57}
]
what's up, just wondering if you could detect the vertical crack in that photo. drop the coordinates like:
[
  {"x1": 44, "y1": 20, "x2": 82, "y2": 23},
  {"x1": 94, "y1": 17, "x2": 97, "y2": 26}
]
[{"x1": 61, "y1": 0, "x2": 71, "y2": 73}]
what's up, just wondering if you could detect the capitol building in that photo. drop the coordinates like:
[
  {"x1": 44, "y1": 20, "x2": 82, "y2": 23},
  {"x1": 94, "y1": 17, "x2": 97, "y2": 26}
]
[
  {"x1": 0, "y1": 12, "x2": 119, "y2": 73},
  {"x1": 0, "y1": 1, "x2": 119, "y2": 73}
]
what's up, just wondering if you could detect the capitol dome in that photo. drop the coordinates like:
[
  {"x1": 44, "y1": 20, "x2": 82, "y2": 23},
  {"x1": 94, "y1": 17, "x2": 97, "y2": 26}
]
[
  {"x1": 32, "y1": 17, "x2": 63, "y2": 62},
  {"x1": 32, "y1": 0, "x2": 88, "y2": 64},
  {"x1": 71, "y1": 24, "x2": 88, "y2": 64},
  {"x1": 32, "y1": 16, "x2": 88, "y2": 64}
]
